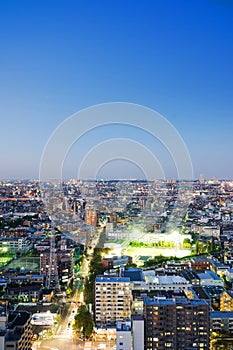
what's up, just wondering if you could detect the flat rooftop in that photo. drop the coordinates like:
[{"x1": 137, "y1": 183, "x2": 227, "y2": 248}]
[{"x1": 96, "y1": 276, "x2": 130, "y2": 283}]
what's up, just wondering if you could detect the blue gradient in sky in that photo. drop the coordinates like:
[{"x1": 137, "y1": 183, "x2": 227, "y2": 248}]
[{"x1": 0, "y1": 0, "x2": 233, "y2": 179}]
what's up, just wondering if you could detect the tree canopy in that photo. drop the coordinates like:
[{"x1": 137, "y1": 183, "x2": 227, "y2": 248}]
[{"x1": 73, "y1": 305, "x2": 93, "y2": 339}]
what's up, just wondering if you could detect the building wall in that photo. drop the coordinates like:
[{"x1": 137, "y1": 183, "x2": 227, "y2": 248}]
[
  {"x1": 210, "y1": 312, "x2": 233, "y2": 334},
  {"x1": 189, "y1": 258, "x2": 210, "y2": 271},
  {"x1": 220, "y1": 291, "x2": 233, "y2": 311},
  {"x1": 5, "y1": 311, "x2": 32, "y2": 350},
  {"x1": 116, "y1": 331, "x2": 131, "y2": 350},
  {"x1": 144, "y1": 298, "x2": 210, "y2": 350},
  {"x1": 132, "y1": 317, "x2": 144, "y2": 350},
  {"x1": 40, "y1": 249, "x2": 73, "y2": 283},
  {"x1": 0, "y1": 335, "x2": 5, "y2": 350},
  {"x1": 95, "y1": 277, "x2": 131, "y2": 327},
  {"x1": 116, "y1": 319, "x2": 132, "y2": 350},
  {"x1": 85, "y1": 208, "x2": 98, "y2": 226}
]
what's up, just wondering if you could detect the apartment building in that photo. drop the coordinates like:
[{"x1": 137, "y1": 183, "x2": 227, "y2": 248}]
[
  {"x1": 95, "y1": 276, "x2": 131, "y2": 327},
  {"x1": 0, "y1": 311, "x2": 32, "y2": 350},
  {"x1": 40, "y1": 249, "x2": 73, "y2": 284},
  {"x1": 189, "y1": 258, "x2": 211, "y2": 271},
  {"x1": 210, "y1": 311, "x2": 233, "y2": 334},
  {"x1": 144, "y1": 298, "x2": 210, "y2": 350},
  {"x1": 220, "y1": 290, "x2": 233, "y2": 311},
  {"x1": 0, "y1": 237, "x2": 32, "y2": 253}
]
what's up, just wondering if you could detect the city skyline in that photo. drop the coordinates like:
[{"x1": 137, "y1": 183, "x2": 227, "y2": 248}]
[{"x1": 0, "y1": 0, "x2": 233, "y2": 180}]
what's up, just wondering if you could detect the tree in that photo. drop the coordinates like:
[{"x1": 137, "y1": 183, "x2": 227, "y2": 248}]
[
  {"x1": 194, "y1": 240, "x2": 205, "y2": 255},
  {"x1": 183, "y1": 238, "x2": 191, "y2": 245},
  {"x1": 125, "y1": 262, "x2": 137, "y2": 268},
  {"x1": 83, "y1": 247, "x2": 108, "y2": 305},
  {"x1": 183, "y1": 238, "x2": 191, "y2": 248},
  {"x1": 73, "y1": 305, "x2": 93, "y2": 339},
  {"x1": 210, "y1": 237, "x2": 216, "y2": 252},
  {"x1": 84, "y1": 276, "x2": 94, "y2": 304}
]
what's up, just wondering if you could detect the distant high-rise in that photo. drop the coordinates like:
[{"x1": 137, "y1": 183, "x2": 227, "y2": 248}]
[
  {"x1": 144, "y1": 298, "x2": 210, "y2": 350},
  {"x1": 40, "y1": 248, "x2": 73, "y2": 287},
  {"x1": 213, "y1": 176, "x2": 218, "y2": 184},
  {"x1": 85, "y1": 208, "x2": 98, "y2": 226},
  {"x1": 47, "y1": 234, "x2": 60, "y2": 291},
  {"x1": 200, "y1": 173, "x2": 205, "y2": 184}
]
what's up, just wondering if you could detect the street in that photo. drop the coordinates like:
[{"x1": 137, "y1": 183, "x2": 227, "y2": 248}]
[
  {"x1": 35, "y1": 337, "x2": 115, "y2": 350},
  {"x1": 34, "y1": 306, "x2": 115, "y2": 350},
  {"x1": 34, "y1": 229, "x2": 116, "y2": 350}
]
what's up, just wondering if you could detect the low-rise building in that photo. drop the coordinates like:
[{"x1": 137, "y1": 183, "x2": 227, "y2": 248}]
[
  {"x1": 189, "y1": 257, "x2": 211, "y2": 271},
  {"x1": 197, "y1": 270, "x2": 224, "y2": 287},
  {"x1": 210, "y1": 311, "x2": 233, "y2": 334},
  {"x1": 225, "y1": 268, "x2": 233, "y2": 283},
  {"x1": 102, "y1": 255, "x2": 132, "y2": 269},
  {"x1": 210, "y1": 259, "x2": 229, "y2": 276},
  {"x1": 7, "y1": 285, "x2": 42, "y2": 303},
  {"x1": 116, "y1": 319, "x2": 131, "y2": 350},
  {"x1": 179, "y1": 269, "x2": 200, "y2": 286},
  {"x1": 143, "y1": 270, "x2": 191, "y2": 292},
  {"x1": 0, "y1": 237, "x2": 32, "y2": 253},
  {"x1": 220, "y1": 291, "x2": 233, "y2": 311}
]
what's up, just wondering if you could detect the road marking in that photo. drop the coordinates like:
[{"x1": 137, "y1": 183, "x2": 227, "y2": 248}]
[
  {"x1": 52, "y1": 334, "x2": 72, "y2": 339},
  {"x1": 37, "y1": 347, "x2": 59, "y2": 350}
]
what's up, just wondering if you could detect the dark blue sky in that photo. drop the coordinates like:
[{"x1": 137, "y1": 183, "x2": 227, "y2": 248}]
[{"x1": 0, "y1": 0, "x2": 233, "y2": 179}]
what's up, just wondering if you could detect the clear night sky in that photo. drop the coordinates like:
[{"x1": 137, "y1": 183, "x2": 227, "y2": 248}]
[{"x1": 0, "y1": 0, "x2": 233, "y2": 180}]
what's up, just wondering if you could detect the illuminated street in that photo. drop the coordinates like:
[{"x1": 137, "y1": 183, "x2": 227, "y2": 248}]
[
  {"x1": 34, "y1": 296, "x2": 116, "y2": 350},
  {"x1": 34, "y1": 229, "x2": 116, "y2": 350},
  {"x1": 35, "y1": 338, "x2": 115, "y2": 350}
]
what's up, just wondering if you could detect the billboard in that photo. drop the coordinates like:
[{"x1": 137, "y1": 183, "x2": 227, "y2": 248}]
[{"x1": 31, "y1": 312, "x2": 56, "y2": 326}]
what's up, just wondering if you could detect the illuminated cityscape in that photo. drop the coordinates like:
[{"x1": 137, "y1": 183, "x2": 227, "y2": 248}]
[
  {"x1": 0, "y1": 179, "x2": 232, "y2": 349},
  {"x1": 1, "y1": 1, "x2": 233, "y2": 349}
]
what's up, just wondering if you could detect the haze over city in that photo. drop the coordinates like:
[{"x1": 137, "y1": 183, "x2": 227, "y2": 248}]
[{"x1": 0, "y1": 0, "x2": 233, "y2": 180}]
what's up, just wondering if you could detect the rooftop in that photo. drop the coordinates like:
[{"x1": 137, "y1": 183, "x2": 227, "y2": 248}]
[
  {"x1": 122, "y1": 268, "x2": 144, "y2": 282},
  {"x1": 198, "y1": 270, "x2": 222, "y2": 281},
  {"x1": 7, "y1": 310, "x2": 31, "y2": 329},
  {"x1": 144, "y1": 297, "x2": 209, "y2": 307},
  {"x1": 158, "y1": 275, "x2": 189, "y2": 285},
  {"x1": 16, "y1": 303, "x2": 59, "y2": 314},
  {"x1": 210, "y1": 311, "x2": 233, "y2": 319},
  {"x1": 95, "y1": 276, "x2": 130, "y2": 283}
]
